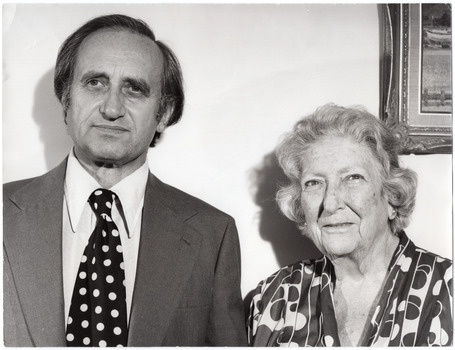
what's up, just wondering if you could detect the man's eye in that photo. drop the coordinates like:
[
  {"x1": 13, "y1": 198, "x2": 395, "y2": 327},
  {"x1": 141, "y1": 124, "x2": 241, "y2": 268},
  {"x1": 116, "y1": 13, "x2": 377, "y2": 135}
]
[
  {"x1": 125, "y1": 85, "x2": 145, "y2": 96},
  {"x1": 130, "y1": 86, "x2": 142, "y2": 93},
  {"x1": 86, "y1": 79, "x2": 103, "y2": 87}
]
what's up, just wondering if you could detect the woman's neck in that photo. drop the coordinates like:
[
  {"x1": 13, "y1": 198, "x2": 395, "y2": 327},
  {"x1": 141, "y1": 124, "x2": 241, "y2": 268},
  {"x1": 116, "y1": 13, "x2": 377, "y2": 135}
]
[
  {"x1": 331, "y1": 232, "x2": 399, "y2": 281},
  {"x1": 331, "y1": 232, "x2": 400, "y2": 346}
]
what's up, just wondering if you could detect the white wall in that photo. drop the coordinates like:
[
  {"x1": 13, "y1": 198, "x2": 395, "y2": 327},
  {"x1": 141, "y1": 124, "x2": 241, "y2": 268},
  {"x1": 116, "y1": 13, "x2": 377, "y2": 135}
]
[{"x1": 3, "y1": 4, "x2": 452, "y2": 298}]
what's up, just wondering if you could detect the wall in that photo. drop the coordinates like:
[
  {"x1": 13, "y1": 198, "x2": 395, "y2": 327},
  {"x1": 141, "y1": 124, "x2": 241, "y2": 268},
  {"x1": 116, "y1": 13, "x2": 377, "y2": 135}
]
[{"x1": 3, "y1": 4, "x2": 452, "y2": 298}]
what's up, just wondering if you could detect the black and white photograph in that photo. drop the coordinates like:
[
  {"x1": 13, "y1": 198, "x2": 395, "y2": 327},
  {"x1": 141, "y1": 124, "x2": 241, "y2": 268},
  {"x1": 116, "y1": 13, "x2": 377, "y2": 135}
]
[{"x1": 3, "y1": 2, "x2": 453, "y2": 347}]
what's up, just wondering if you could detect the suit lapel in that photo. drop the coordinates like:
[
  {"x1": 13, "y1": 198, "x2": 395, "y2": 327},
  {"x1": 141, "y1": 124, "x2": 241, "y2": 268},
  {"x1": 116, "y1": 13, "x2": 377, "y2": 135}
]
[
  {"x1": 4, "y1": 160, "x2": 68, "y2": 346},
  {"x1": 128, "y1": 174, "x2": 202, "y2": 346},
  {"x1": 6, "y1": 166, "x2": 202, "y2": 346}
]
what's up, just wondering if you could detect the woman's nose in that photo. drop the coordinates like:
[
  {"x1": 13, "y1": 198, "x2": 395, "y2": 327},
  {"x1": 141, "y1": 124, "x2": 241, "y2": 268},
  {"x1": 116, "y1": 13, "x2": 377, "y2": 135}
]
[{"x1": 322, "y1": 183, "x2": 344, "y2": 214}]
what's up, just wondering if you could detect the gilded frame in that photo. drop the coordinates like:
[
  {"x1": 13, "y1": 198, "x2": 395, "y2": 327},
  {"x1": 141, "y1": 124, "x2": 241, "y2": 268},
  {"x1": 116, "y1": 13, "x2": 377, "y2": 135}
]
[{"x1": 380, "y1": 4, "x2": 452, "y2": 154}]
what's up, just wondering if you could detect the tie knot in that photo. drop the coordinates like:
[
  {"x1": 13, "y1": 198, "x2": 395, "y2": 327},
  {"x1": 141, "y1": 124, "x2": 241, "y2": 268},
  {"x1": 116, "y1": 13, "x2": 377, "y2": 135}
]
[{"x1": 88, "y1": 189, "x2": 116, "y2": 218}]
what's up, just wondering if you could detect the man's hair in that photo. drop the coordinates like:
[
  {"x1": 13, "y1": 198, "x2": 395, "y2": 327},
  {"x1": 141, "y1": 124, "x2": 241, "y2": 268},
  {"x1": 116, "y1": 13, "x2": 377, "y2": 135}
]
[
  {"x1": 276, "y1": 103, "x2": 418, "y2": 235},
  {"x1": 54, "y1": 14, "x2": 184, "y2": 146}
]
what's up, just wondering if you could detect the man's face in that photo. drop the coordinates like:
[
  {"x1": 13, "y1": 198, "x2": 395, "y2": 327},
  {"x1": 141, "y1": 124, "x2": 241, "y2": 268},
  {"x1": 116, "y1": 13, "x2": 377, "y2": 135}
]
[{"x1": 66, "y1": 28, "x2": 166, "y2": 169}]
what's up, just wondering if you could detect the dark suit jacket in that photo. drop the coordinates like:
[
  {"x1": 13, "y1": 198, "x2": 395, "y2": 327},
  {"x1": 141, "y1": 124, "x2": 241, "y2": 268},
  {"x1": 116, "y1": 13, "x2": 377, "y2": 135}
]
[{"x1": 3, "y1": 159, "x2": 247, "y2": 346}]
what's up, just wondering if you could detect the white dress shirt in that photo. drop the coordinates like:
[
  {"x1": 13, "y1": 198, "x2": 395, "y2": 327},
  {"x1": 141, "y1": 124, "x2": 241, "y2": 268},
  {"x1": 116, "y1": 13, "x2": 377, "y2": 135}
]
[{"x1": 62, "y1": 149, "x2": 148, "y2": 326}]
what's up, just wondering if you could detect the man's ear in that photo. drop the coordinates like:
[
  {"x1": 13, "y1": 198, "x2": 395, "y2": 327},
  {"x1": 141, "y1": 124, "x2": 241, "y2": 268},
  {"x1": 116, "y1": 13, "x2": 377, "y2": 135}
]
[{"x1": 156, "y1": 109, "x2": 172, "y2": 133}]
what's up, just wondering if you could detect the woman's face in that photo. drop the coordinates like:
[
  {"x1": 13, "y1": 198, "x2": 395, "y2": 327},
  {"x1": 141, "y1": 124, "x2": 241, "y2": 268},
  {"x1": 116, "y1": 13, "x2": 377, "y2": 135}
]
[{"x1": 299, "y1": 136, "x2": 392, "y2": 259}]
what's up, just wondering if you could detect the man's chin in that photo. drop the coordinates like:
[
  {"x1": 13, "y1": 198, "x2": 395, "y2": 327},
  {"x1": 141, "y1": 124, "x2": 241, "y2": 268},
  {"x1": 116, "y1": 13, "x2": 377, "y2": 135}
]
[
  {"x1": 91, "y1": 152, "x2": 147, "y2": 170},
  {"x1": 74, "y1": 144, "x2": 148, "y2": 170},
  {"x1": 75, "y1": 148, "x2": 126, "y2": 168}
]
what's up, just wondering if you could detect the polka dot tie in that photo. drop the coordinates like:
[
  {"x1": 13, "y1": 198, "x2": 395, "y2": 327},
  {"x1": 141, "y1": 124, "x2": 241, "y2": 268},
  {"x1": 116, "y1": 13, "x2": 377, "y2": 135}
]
[{"x1": 66, "y1": 189, "x2": 128, "y2": 347}]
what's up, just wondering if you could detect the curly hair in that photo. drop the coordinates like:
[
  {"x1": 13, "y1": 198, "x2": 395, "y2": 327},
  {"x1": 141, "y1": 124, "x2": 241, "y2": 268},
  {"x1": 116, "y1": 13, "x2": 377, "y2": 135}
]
[
  {"x1": 54, "y1": 14, "x2": 184, "y2": 146},
  {"x1": 276, "y1": 103, "x2": 417, "y2": 234}
]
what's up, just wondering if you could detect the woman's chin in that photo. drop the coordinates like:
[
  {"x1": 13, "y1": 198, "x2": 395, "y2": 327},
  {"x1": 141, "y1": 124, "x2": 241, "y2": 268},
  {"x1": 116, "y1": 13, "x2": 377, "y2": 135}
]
[{"x1": 320, "y1": 235, "x2": 360, "y2": 258}]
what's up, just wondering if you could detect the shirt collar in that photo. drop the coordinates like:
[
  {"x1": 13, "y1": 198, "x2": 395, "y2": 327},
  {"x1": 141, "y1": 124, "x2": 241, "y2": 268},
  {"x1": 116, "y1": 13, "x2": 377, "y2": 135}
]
[
  {"x1": 110, "y1": 158, "x2": 148, "y2": 237},
  {"x1": 64, "y1": 148, "x2": 149, "y2": 237}
]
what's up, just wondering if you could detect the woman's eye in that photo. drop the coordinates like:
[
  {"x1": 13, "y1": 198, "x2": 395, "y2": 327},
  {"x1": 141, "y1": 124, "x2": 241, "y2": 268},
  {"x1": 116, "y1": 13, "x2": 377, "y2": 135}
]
[
  {"x1": 303, "y1": 180, "x2": 322, "y2": 191},
  {"x1": 346, "y1": 174, "x2": 365, "y2": 182}
]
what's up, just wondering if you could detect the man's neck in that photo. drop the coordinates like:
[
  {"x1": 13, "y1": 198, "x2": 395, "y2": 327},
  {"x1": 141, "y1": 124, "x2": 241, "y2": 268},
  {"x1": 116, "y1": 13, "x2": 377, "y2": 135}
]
[{"x1": 73, "y1": 151, "x2": 147, "y2": 189}]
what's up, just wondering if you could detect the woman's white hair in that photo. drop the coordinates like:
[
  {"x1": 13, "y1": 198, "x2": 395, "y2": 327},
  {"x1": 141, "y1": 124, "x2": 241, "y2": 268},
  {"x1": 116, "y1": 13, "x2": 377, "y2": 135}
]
[{"x1": 276, "y1": 103, "x2": 417, "y2": 234}]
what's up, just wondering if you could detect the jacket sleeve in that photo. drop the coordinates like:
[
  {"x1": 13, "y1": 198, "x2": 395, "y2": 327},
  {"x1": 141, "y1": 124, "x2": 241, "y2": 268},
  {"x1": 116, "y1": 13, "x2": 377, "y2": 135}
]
[
  {"x1": 205, "y1": 218, "x2": 247, "y2": 346},
  {"x1": 3, "y1": 246, "x2": 34, "y2": 346}
]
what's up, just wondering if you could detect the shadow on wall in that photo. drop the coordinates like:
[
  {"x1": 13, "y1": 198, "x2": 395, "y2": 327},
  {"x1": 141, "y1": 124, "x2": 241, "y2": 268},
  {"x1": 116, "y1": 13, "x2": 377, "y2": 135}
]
[
  {"x1": 33, "y1": 69, "x2": 73, "y2": 170},
  {"x1": 250, "y1": 151, "x2": 322, "y2": 268}
]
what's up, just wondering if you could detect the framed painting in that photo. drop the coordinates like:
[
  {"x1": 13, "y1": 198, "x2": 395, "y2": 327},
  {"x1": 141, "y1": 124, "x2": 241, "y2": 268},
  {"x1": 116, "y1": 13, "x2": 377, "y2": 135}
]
[{"x1": 380, "y1": 4, "x2": 452, "y2": 154}]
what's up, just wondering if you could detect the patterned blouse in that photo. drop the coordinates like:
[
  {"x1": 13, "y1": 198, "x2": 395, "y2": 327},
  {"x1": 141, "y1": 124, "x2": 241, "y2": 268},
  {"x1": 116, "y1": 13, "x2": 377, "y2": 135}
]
[{"x1": 248, "y1": 232, "x2": 453, "y2": 346}]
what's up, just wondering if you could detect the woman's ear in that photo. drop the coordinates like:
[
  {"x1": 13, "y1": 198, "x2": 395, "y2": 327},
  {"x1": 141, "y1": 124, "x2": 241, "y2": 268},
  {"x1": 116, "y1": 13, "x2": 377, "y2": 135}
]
[{"x1": 388, "y1": 203, "x2": 397, "y2": 220}]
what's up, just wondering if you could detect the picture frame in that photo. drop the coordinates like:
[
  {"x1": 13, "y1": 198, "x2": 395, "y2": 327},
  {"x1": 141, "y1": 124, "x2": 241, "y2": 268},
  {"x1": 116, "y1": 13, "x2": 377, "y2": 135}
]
[{"x1": 380, "y1": 4, "x2": 452, "y2": 154}]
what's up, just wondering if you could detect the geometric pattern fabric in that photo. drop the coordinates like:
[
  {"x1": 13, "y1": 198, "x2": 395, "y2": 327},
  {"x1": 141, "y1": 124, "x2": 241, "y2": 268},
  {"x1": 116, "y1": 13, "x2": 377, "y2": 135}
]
[{"x1": 66, "y1": 189, "x2": 128, "y2": 347}]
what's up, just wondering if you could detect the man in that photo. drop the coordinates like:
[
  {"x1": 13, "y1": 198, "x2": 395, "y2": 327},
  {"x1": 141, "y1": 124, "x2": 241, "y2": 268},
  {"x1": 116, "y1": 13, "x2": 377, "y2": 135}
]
[{"x1": 4, "y1": 14, "x2": 247, "y2": 347}]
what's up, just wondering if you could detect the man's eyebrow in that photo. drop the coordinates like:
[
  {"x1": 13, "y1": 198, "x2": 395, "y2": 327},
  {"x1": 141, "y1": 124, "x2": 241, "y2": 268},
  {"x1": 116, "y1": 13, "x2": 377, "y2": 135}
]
[
  {"x1": 79, "y1": 72, "x2": 152, "y2": 97},
  {"x1": 123, "y1": 78, "x2": 151, "y2": 96},
  {"x1": 80, "y1": 71, "x2": 109, "y2": 82}
]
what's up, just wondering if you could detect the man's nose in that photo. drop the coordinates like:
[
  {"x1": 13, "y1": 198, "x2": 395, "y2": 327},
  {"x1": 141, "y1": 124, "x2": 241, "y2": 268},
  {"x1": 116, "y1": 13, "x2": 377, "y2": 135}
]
[
  {"x1": 322, "y1": 183, "x2": 344, "y2": 214},
  {"x1": 100, "y1": 89, "x2": 126, "y2": 120}
]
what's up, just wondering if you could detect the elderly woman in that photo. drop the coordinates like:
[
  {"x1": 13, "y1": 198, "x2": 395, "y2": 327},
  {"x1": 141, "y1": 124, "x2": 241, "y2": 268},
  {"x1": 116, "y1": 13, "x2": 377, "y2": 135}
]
[{"x1": 248, "y1": 104, "x2": 452, "y2": 347}]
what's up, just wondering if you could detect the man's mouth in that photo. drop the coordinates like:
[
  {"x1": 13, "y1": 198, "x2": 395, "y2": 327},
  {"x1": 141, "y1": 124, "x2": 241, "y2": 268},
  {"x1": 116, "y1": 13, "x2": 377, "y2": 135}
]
[{"x1": 93, "y1": 125, "x2": 129, "y2": 132}]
